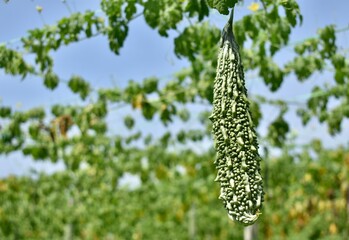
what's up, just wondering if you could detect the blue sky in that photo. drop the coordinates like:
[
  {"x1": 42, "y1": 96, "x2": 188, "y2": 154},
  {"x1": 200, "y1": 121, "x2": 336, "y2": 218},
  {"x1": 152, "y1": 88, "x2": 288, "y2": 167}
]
[{"x1": 1, "y1": 0, "x2": 349, "y2": 177}]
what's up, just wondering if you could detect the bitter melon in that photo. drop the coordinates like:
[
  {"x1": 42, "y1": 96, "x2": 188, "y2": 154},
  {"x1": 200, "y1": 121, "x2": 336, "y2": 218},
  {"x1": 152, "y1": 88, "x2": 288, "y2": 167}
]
[{"x1": 210, "y1": 8, "x2": 264, "y2": 225}]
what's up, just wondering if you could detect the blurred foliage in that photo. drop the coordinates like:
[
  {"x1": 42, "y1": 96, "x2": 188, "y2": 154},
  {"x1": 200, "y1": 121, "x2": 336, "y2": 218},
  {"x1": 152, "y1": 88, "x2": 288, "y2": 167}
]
[
  {"x1": 1, "y1": 0, "x2": 349, "y2": 239},
  {"x1": 1, "y1": 140, "x2": 349, "y2": 239}
]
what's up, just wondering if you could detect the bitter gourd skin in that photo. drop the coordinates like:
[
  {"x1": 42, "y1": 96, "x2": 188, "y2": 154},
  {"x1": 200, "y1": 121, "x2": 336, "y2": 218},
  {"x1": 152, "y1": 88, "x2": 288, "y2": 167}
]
[{"x1": 209, "y1": 8, "x2": 264, "y2": 226}]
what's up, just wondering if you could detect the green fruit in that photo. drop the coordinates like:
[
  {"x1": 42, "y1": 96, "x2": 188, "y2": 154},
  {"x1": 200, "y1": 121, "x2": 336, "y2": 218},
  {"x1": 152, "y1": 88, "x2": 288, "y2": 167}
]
[{"x1": 210, "y1": 9, "x2": 264, "y2": 226}]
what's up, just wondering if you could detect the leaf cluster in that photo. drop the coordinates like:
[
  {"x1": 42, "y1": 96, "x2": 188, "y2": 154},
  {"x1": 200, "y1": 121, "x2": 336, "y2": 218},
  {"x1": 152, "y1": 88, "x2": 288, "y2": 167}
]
[{"x1": 1, "y1": 0, "x2": 349, "y2": 238}]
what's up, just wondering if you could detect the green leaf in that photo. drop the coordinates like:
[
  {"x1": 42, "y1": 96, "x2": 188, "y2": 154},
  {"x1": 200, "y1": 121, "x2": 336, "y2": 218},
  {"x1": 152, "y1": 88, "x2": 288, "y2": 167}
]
[
  {"x1": 143, "y1": 77, "x2": 158, "y2": 94},
  {"x1": 318, "y1": 25, "x2": 336, "y2": 58},
  {"x1": 106, "y1": 21, "x2": 129, "y2": 54},
  {"x1": 280, "y1": 0, "x2": 303, "y2": 27},
  {"x1": 160, "y1": 132, "x2": 171, "y2": 147},
  {"x1": 51, "y1": 105, "x2": 65, "y2": 117},
  {"x1": 327, "y1": 108, "x2": 343, "y2": 135},
  {"x1": 176, "y1": 130, "x2": 186, "y2": 143},
  {"x1": 44, "y1": 71, "x2": 59, "y2": 90},
  {"x1": 91, "y1": 100, "x2": 108, "y2": 118},
  {"x1": 22, "y1": 145, "x2": 49, "y2": 160},
  {"x1": 143, "y1": 0, "x2": 183, "y2": 37},
  {"x1": 125, "y1": 80, "x2": 142, "y2": 98},
  {"x1": 91, "y1": 121, "x2": 107, "y2": 134},
  {"x1": 125, "y1": 0, "x2": 137, "y2": 20},
  {"x1": 184, "y1": 0, "x2": 209, "y2": 21},
  {"x1": 0, "y1": 107, "x2": 11, "y2": 118},
  {"x1": 178, "y1": 108, "x2": 190, "y2": 122},
  {"x1": 206, "y1": 0, "x2": 238, "y2": 15},
  {"x1": 0, "y1": 45, "x2": 35, "y2": 77},
  {"x1": 99, "y1": 87, "x2": 122, "y2": 102},
  {"x1": 142, "y1": 101, "x2": 157, "y2": 120},
  {"x1": 174, "y1": 22, "x2": 220, "y2": 62},
  {"x1": 259, "y1": 58, "x2": 284, "y2": 91},
  {"x1": 334, "y1": 70, "x2": 345, "y2": 84},
  {"x1": 331, "y1": 54, "x2": 345, "y2": 69},
  {"x1": 125, "y1": 131, "x2": 142, "y2": 144},
  {"x1": 100, "y1": 0, "x2": 129, "y2": 54},
  {"x1": 26, "y1": 108, "x2": 45, "y2": 120},
  {"x1": 186, "y1": 129, "x2": 204, "y2": 142},
  {"x1": 144, "y1": 134, "x2": 152, "y2": 145},
  {"x1": 249, "y1": 100, "x2": 262, "y2": 127},
  {"x1": 159, "y1": 104, "x2": 176, "y2": 125},
  {"x1": 307, "y1": 86, "x2": 328, "y2": 114},
  {"x1": 296, "y1": 108, "x2": 311, "y2": 125},
  {"x1": 68, "y1": 75, "x2": 91, "y2": 100},
  {"x1": 124, "y1": 115, "x2": 135, "y2": 129},
  {"x1": 28, "y1": 124, "x2": 41, "y2": 139},
  {"x1": 267, "y1": 115, "x2": 289, "y2": 147}
]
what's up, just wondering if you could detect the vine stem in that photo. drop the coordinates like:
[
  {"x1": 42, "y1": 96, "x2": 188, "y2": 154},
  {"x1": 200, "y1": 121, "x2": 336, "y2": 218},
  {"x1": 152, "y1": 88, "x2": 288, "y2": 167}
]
[
  {"x1": 229, "y1": 5, "x2": 235, "y2": 26},
  {"x1": 221, "y1": 6, "x2": 241, "y2": 64}
]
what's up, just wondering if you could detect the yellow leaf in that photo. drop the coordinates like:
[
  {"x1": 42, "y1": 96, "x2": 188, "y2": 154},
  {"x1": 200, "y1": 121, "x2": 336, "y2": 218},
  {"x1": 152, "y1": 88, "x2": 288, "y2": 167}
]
[
  {"x1": 155, "y1": 164, "x2": 168, "y2": 179},
  {"x1": 132, "y1": 94, "x2": 143, "y2": 109},
  {"x1": 303, "y1": 173, "x2": 312, "y2": 182},
  {"x1": 289, "y1": 208, "x2": 297, "y2": 218},
  {"x1": 318, "y1": 200, "x2": 326, "y2": 211},
  {"x1": 175, "y1": 207, "x2": 185, "y2": 222},
  {"x1": 36, "y1": 5, "x2": 43, "y2": 13},
  {"x1": 0, "y1": 181, "x2": 8, "y2": 192},
  {"x1": 248, "y1": 2, "x2": 260, "y2": 12},
  {"x1": 329, "y1": 223, "x2": 338, "y2": 234}
]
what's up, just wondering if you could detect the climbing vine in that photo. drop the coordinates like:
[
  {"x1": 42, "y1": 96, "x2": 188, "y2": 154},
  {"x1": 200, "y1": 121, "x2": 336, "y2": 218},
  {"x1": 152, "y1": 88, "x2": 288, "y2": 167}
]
[{"x1": 1, "y1": 0, "x2": 349, "y2": 238}]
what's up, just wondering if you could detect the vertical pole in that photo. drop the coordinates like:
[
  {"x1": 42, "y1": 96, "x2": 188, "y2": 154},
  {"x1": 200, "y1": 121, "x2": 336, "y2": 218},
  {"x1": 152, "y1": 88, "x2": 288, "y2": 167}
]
[
  {"x1": 64, "y1": 196, "x2": 74, "y2": 240},
  {"x1": 64, "y1": 172, "x2": 75, "y2": 240},
  {"x1": 346, "y1": 186, "x2": 349, "y2": 238},
  {"x1": 244, "y1": 223, "x2": 258, "y2": 240},
  {"x1": 189, "y1": 204, "x2": 196, "y2": 240}
]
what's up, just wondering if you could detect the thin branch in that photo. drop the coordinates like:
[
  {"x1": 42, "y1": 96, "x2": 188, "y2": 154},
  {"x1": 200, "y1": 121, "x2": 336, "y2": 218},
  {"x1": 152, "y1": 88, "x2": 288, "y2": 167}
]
[
  {"x1": 62, "y1": 0, "x2": 73, "y2": 14},
  {"x1": 70, "y1": 0, "x2": 78, "y2": 12},
  {"x1": 259, "y1": 0, "x2": 268, "y2": 13},
  {"x1": 31, "y1": 0, "x2": 47, "y2": 25},
  {"x1": 336, "y1": 24, "x2": 349, "y2": 33},
  {"x1": 128, "y1": 12, "x2": 143, "y2": 23},
  {"x1": 184, "y1": 13, "x2": 194, "y2": 27},
  {"x1": 109, "y1": 103, "x2": 128, "y2": 111}
]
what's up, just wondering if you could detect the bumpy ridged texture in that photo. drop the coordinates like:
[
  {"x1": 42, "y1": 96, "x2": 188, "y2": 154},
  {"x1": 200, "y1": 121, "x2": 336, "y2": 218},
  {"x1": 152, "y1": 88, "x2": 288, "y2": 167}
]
[{"x1": 209, "y1": 11, "x2": 264, "y2": 226}]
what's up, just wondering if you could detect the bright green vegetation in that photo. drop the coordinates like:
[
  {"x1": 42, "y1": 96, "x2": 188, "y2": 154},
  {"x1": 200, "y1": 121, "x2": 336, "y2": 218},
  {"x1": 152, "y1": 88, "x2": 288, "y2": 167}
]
[{"x1": 1, "y1": 0, "x2": 349, "y2": 239}]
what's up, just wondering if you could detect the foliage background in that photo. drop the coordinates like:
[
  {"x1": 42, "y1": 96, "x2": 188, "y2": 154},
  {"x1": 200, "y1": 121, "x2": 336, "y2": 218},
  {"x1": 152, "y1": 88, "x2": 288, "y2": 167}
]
[{"x1": 1, "y1": 0, "x2": 349, "y2": 239}]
